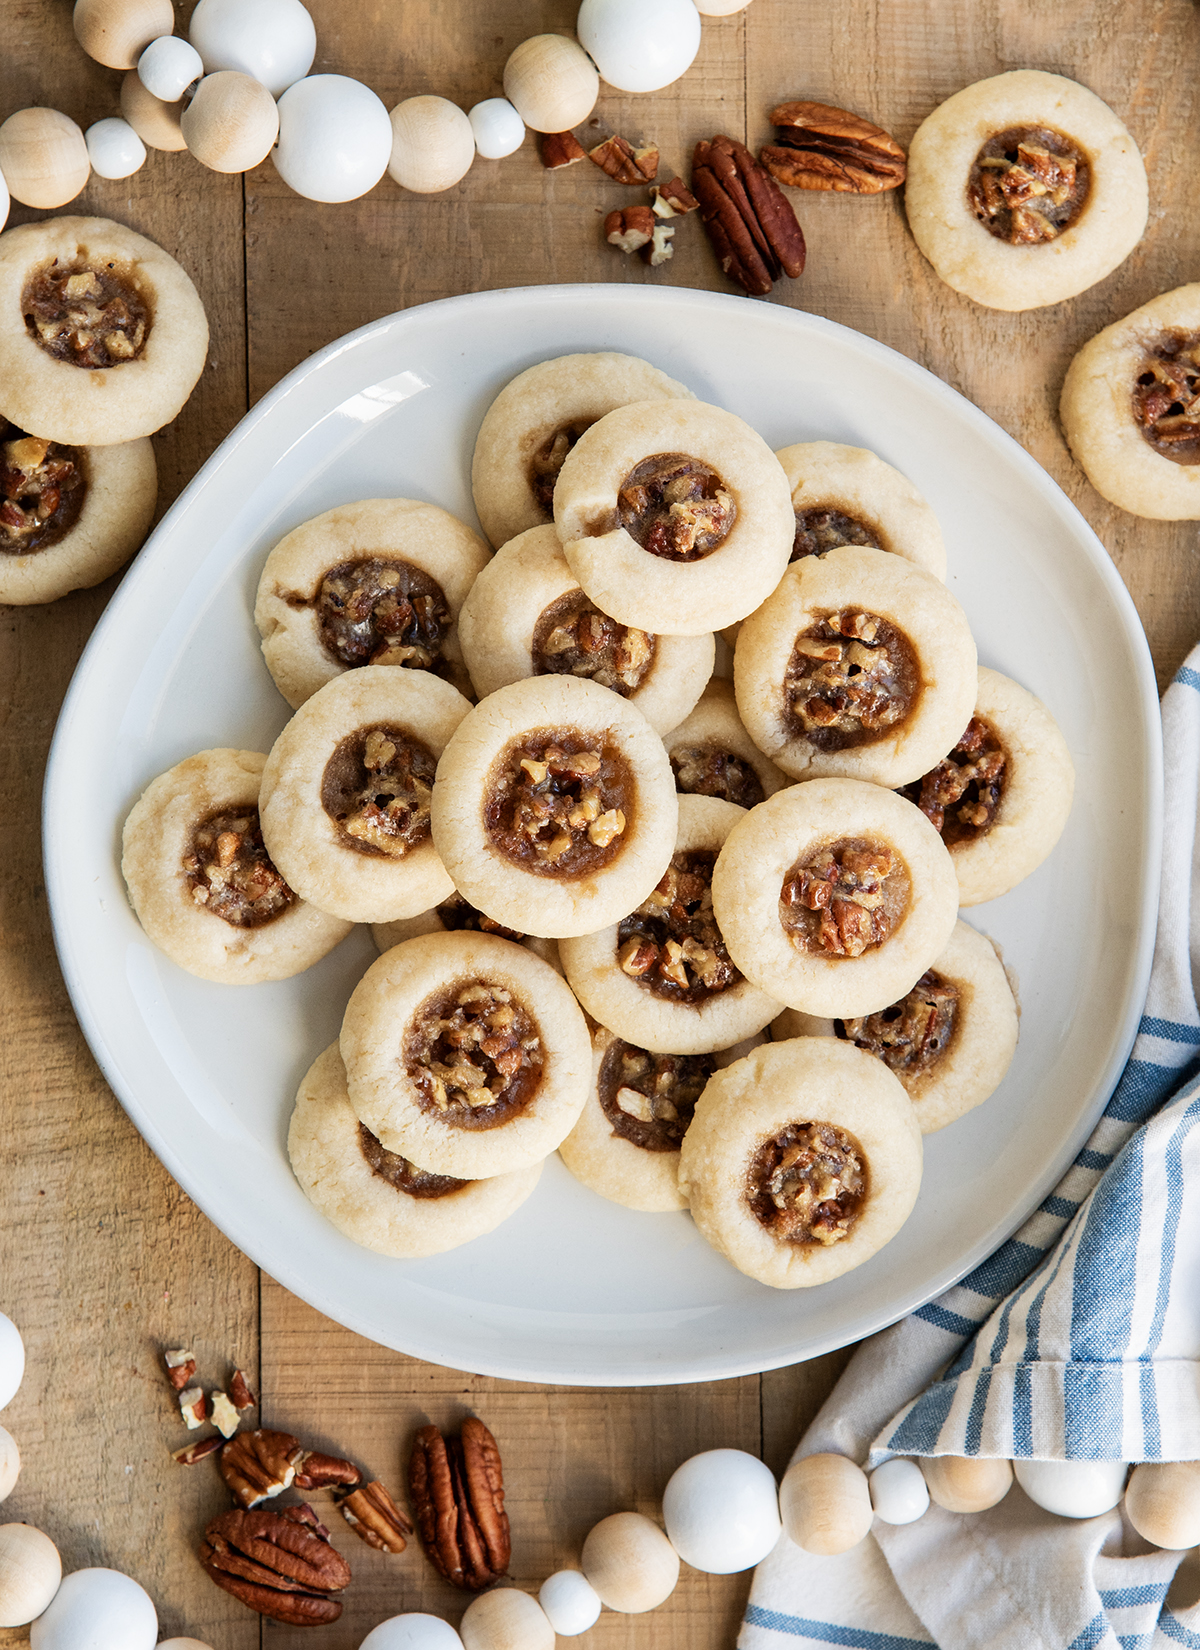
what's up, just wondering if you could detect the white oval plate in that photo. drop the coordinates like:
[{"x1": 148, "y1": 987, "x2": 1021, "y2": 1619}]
[{"x1": 44, "y1": 285, "x2": 1160, "y2": 1386}]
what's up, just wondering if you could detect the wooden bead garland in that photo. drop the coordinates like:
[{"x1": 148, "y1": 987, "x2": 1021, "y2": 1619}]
[
  {"x1": 73, "y1": 0, "x2": 175, "y2": 73},
  {"x1": 922, "y1": 1453, "x2": 1014, "y2": 1513},
  {"x1": 388, "y1": 95, "x2": 477, "y2": 195},
  {"x1": 459, "y1": 1588, "x2": 555, "y2": 1650},
  {"x1": 780, "y1": 1453, "x2": 874, "y2": 1555},
  {"x1": 502, "y1": 34, "x2": 600, "y2": 133},
  {"x1": 0, "y1": 108, "x2": 90, "y2": 209},
  {"x1": 580, "y1": 1511, "x2": 680, "y2": 1613},
  {"x1": 179, "y1": 70, "x2": 279, "y2": 173},
  {"x1": 0, "y1": 1523, "x2": 61, "y2": 1629}
]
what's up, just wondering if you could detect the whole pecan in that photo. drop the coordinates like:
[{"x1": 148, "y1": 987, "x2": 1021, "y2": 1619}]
[
  {"x1": 339, "y1": 1479, "x2": 414, "y2": 1553},
  {"x1": 692, "y1": 134, "x2": 806, "y2": 297},
  {"x1": 410, "y1": 1417, "x2": 510, "y2": 1591},
  {"x1": 219, "y1": 1427, "x2": 305, "y2": 1508},
  {"x1": 761, "y1": 101, "x2": 906, "y2": 194},
  {"x1": 200, "y1": 1503, "x2": 350, "y2": 1626}
]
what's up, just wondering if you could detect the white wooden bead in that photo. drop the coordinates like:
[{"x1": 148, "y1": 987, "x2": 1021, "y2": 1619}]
[
  {"x1": 73, "y1": 0, "x2": 174, "y2": 70},
  {"x1": 468, "y1": 98, "x2": 525, "y2": 161},
  {"x1": 1125, "y1": 1461, "x2": 1200, "y2": 1550},
  {"x1": 181, "y1": 71, "x2": 279, "y2": 174},
  {"x1": 538, "y1": 1570, "x2": 601, "y2": 1635},
  {"x1": 0, "y1": 1429, "x2": 18, "y2": 1503},
  {"x1": 121, "y1": 69, "x2": 187, "y2": 151},
  {"x1": 869, "y1": 1457, "x2": 930, "y2": 1525},
  {"x1": 358, "y1": 1616, "x2": 465, "y2": 1650},
  {"x1": 274, "y1": 75, "x2": 393, "y2": 203},
  {"x1": 0, "y1": 109, "x2": 90, "y2": 209},
  {"x1": 1013, "y1": 1458, "x2": 1128, "y2": 1519},
  {"x1": 577, "y1": 0, "x2": 701, "y2": 94},
  {"x1": 29, "y1": 1567, "x2": 157, "y2": 1650},
  {"x1": 921, "y1": 1454, "x2": 1013, "y2": 1513},
  {"x1": 780, "y1": 1454, "x2": 873, "y2": 1555},
  {"x1": 0, "y1": 1316, "x2": 22, "y2": 1411},
  {"x1": 188, "y1": 0, "x2": 316, "y2": 97},
  {"x1": 0, "y1": 1524, "x2": 61, "y2": 1629},
  {"x1": 662, "y1": 1448, "x2": 781, "y2": 1573},
  {"x1": 388, "y1": 97, "x2": 475, "y2": 195},
  {"x1": 694, "y1": 0, "x2": 754, "y2": 12},
  {"x1": 580, "y1": 1511, "x2": 680, "y2": 1613},
  {"x1": 502, "y1": 35, "x2": 599, "y2": 134},
  {"x1": 459, "y1": 1588, "x2": 554, "y2": 1650},
  {"x1": 85, "y1": 117, "x2": 147, "y2": 179},
  {"x1": 138, "y1": 36, "x2": 203, "y2": 102}
]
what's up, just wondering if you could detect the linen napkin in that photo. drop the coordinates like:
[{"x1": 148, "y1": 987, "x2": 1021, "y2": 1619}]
[{"x1": 739, "y1": 646, "x2": 1200, "y2": 1650}]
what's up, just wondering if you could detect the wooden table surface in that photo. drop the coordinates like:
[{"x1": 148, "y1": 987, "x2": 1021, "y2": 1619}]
[{"x1": 2, "y1": 1, "x2": 1197, "y2": 1645}]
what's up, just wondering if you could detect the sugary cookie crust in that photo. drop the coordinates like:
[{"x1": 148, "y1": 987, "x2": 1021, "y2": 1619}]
[
  {"x1": 733, "y1": 544, "x2": 977, "y2": 788},
  {"x1": 712, "y1": 777, "x2": 958, "y2": 1019},
  {"x1": 677, "y1": 1037, "x2": 923, "y2": 1288},
  {"x1": 253, "y1": 497, "x2": 490, "y2": 709},
  {"x1": 457, "y1": 523, "x2": 713, "y2": 735},
  {"x1": 471, "y1": 350, "x2": 695, "y2": 549},
  {"x1": 120, "y1": 747, "x2": 353, "y2": 984},
  {"x1": 905, "y1": 70, "x2": 1148, "y2": 312},
  {"x1": 554, "y1": 399, "x2": 795, "y2": 635},
  {"x1": 258, "y1": 666, "x2": 472, "y2": 924},
  {"x1": 775, "y1": 442, "x2": 946, "y2": 580},
  {"x1": 288, "y1": 1042, "x2": 542, "y2": 1257},
  {"x1": 663, "y1": 677, "x2": 791, "y2": 808},
  {"x1": 0, "y1": 215, "x2": 209, "y2": 443},
  {"x1": 0, "y1": 431, "x2": 156, "y2": 604},
  {"x1": 340, "y1": 930, "x2": 591, "y2": 1177}
]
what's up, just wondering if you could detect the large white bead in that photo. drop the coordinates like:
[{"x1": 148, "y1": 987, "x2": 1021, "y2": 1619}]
[
  {"x1": 157, "y1": 1642, "x2": 217, "y2": 1650},
  {"x1": 0, "y1": 1525, "x2": 60, "y2": 1629},
  {"x1": 502, "y1": 35, "x2": 599, "y2": 133},
  {"x1": 188, "y1": 0, "x2": 316, "y2": 97},
  {"x1": 1013, "y1": 1458, "x2": 1129, "y2": 1519},
  {"x1": 0, "y1": 1315, "x2": 23, "y2": 1411},
  {"x1": 538, "y1": 1570, "x2": 602, "y2": 1635},
  {"x1": 577, "y1": 0, "x2": 702, "y2": 93},
  {"x1": 274, "y1": 75, "x2": 393, "y2": 203},
  {"x1": 694, "y1": 0, "x2": 754, "y2": 12},
  {"x1": 358, "y1": 1615, "x2": 465, "y2": 1649},
  {"x1": 0, "y1": 110, "x2": 90, "y2": 209},
  {"x1": 181, "y1": 71, "x2": 279, "y2": 173},
  {"x1": 85, "y1": 117, "x2": 147, "y2": 178},
  {"x1": 869, "y1": 1457, "x2": 930, "y2": 1525},
  {"x1": 73, "y1": 0, "x2": 174, "y2": 71},
  {"x1": 468, "y1": 98, "x2": 525, "y2": 161},
  {"x1": 388, "y1": 97, "x2": 475, "y2": 194},
  {"x1": 662, "y1": 1448, "x2": 781, "y2": 1573},
  {"x1": 138, "y1": 35, "x2": 203, "y2": 102},
  {"x1": 30, "y1": 1569, "x2": 156, "y2": 1650}
]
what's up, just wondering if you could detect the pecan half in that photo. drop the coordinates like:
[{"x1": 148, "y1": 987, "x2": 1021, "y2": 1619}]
[
  {"x1": 219, "y1": 1428, "x2": 305, "y2": 1508},
  {"x1": 590, "y1": 133, "x2": 659, "y2": 184},
  {"x1": 295, "y1": 1450, "x2": 364, "y2": 1492},
  {"x1": 605, "y1": 206, "x2": 655, "y2": 253},
  {"x1": 339, "y1": 1480, "x2": 414, "y2": 1553},
  {"x1": 692, "y1": 134, "x2": 806, "y2": 296},
  {"x1": 200, "y1": 1503, "x2": 349, "y2": 1626},
  {"x1": 540, "y1": 129, "x2": 587, "y2": 169},
  {"x1": 409, "y1": 1417, "x2": 510, "y2": 1591},
  {"x1": 761, "y1": 101, "x2": 907, "y2": 193}
]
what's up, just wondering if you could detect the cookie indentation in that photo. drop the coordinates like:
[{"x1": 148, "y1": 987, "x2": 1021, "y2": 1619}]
[
  {"x1": 900, "y1": 716, "x2": 1006, "y2": 847},
  {"x1": 785, "y1": 609, "x2": 919, "y2": 750},
  {"x1": 404, "y1": 979, "x2": 544, "y2": 1129},
  {"x1": 967, "y1": 125, "x2": 1090, "y2": 245},
  {"x1": 616, "y1": 452, "x2": 736, "y2": 561},
  {"x1": 484, "y1": 728, "x2": 632, "y2": 877},
  {"x1": 316, "y1": 557, "x2": 451, "y2": 672},
  {"x1": 746, "y1": 1121, "x2": 867, "y2": 1245},
  {"x1": 529, "y1": 419, "x2": 594, "y2": 517},
  {"x1": 837, "y1": 971, "x2": 959, "y2": 1079},
  {"x1": 356, "y1": 1122, "x2": 470, "y2": 1199},
  {"x1": 23, "y1": 259, "x2": 149, "y2": 367},
  {"x1": 670, "y1": 742, "x2": 766, "y2": 809},
  {"x1": 320, "y1": 723, "x2": 437, "y2": 859},
  {"x1": 1132, "y1": 331, "x2": 1200, "y2": 465},
  {"x1": 791, "y1": 506, "x2": 880, "y2": 563},
  {"x1": 616, "y1": 849, "x2": 740, "y2": 1003},
  {"x1": 0, "y1": 423, "x2": 86, "y2": 555},
  {"x1": 532, "y1": 588, "x2": 656, "y2": 696},
  {"x1": 183, "y1": 807, "x2": 296, "y2": 928},
  {"x1": 780, "y1": 835, "x2": 909, "y2": 958}
]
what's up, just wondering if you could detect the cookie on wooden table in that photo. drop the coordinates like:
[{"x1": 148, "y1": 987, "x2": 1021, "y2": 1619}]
[
  {"x1": 0, "y1": 215, "x2": 208, "y2": 443},
  {"x1": 288, "y1": 1042, "x2": 542, "y2": 1257},
  {"x1": 121, "y1": 748, "x2": 353, "y2": 984},
  {"x1": 663, "y1": 677, "x2": 790, "y2": 809}
]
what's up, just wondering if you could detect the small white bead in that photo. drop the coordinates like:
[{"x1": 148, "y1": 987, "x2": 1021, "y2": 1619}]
[
  {"x1": 1013, "y1": 1458, "x2": 1129, "y2": 1519},
  {"x1": 0, "y1": 1315, "x2": 25, "y2": 1412},
  {"x1": 188, "y1": 0, "x2": 315, "y2": 97},
  {"x1": 358, "y1": 1614, "x2": 465, "y2": 1649},
  {"x1": 869, "y1": 1457, "x2": 930, "y2": 1525},
  {"x1": 538, "y1": 1571, "x2": 602, "y2": 1636},
  {"x1": 467, "y1": 98, "x2": 525, "y2": 161},
  {"x1": 84, "y1": 117, "x2": 147, "y2": 179},
  {"x1": 138, "y1": 35, "x2": 203, "y2": 102},
  {"x1": 274, "y1": 75, "x2": 394, "y2": 202}
]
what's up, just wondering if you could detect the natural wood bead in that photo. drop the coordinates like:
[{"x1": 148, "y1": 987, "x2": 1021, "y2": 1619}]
[
  {"x1": 73, "y1": 0, "x2": 175, "y2": 71},
  {"x1": 460, "y1": 1587, "x2": 555, "y2": 1650},
  {"x1": 120, "y1": 69, "x2": 187, "y2": 152},
  {"x1": 181, "y1": 71, "x2": 280, "y2": 174},
  {"x1": 0, "y1": 1428, "x2": 19, "y2": 1503},
  {"x1": 0, "y1": 1523, "x2": 60, "y2": 1629},
  {"x1": 388, "y1": 96, "x2": 475, "y2": 194},
  {"x1": 580, "y1": 1510, "x2": 680, "y2": 1613},
  {"x1": 922, "y1": 1454, "x2": 1013, "y2": 1513},
  {"x1": 780, "y1": 1453, "x2": 873, "y2": 1555},
  {"x1": 1124, "y1": 1461, "x2": 1200, "y2": 1550},
  {"x1": 0, "y1": 109, "x2": 90, "y2": 209},
  {"x1": 502, "y1": 34, "x2": 599, "y2": 134}
]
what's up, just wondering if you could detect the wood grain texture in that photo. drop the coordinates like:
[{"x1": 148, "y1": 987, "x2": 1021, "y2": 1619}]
[{"x1": 0, "y1": 1, "x2": 1195, "y2": 1647}]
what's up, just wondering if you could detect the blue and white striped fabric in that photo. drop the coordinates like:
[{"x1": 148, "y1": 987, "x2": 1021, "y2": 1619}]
[{"x1": 740, "y1": 650, "x2": 1200, "y2": 1650}]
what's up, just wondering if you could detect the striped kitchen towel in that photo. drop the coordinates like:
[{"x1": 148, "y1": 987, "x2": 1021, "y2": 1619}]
[{"x1": 740, "y1": 647, "x2": 1200, "y2": 1650}]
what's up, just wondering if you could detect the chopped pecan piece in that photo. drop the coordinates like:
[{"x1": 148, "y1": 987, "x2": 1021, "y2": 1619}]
[
  {"x1": 653, "y1": 177, "x2": 699, "y2": 216},
  {"x1": 540, "y1": 129, "x2": 588, "y2": 168},
  {"x1": 230, "y1": 1368, "x2": 257, "y2": 1411},
  {"x1": 173, "y1": 1434, "x2": 224, "y2": 1466},
  {"x1": 590, "y1": 133, "x2": 659, "y2": 184},
  {"x1": 163, "y1": 1347, "x2": 196, "y2": 1392},
  {"x1": 294, "y1": 1450, "x2": 364, "y2": 1492},
  {"x1": 200, "y1": 1503, "x2": 349, "y2": 1626},
  {"x1": 692, "y1": 133, "x2": 806, "y2": 296},
  {"x1": 219, "y1": 1427, "x2": 305, "y2": 1508},
  {"x1": 640, "y1": 223, "x2": 675, "y2": 266},
  {"x1": 179, "y1": 1386, "x2": 207, "y2": 1430},
  {"x1": 211, "y1": 1391, "x2": 240, "y2": 1439},
  {"x1": 605, "y1": 205, "x2": 656, "y2": 253},
  {"x1": 761, "y1": 101, "x2": 906, "y2": 193},
  {"x1": 410, "y1": 1417, "x2": 511, "y2": 1591},
  {"x1": 900, "y1": 717, "x2": 1006, "y2": 844},
  {"x1": 1132, "y1": 331, "x2": 1200, "y2": 463},
  {"x1": 339, "y1": 1480, "x2": 414, "y2": 1553}
]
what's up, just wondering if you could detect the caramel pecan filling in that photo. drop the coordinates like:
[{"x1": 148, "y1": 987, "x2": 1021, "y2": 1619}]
[
  {"x1": 320, "y1": 723, "x2": 436, "y2": 858},
  {"x1": 314, "y1": 557, "x2": 452, "y2": 672},
  {"x1": 670, "y1": 743, "x2": 766, "y2": 809},
  {"x1": 837, "y1": 971, "x2": 959, "y2": 1079},
  {"x1": 747, "y1": 1121, "x2": 867, "y2": 1245},
  {"x1": 785, "y1": 610, "x2": 918, "y2": 750},
  {"x1": 436, "y1": 892, "x2": 525, "y2": 942},
  {"x1": 967, "y1": 125, "x2": 1090, "y2": 246},
  {"x1": 529, "y1": 419, "x2": 594, "y2": 516},
  {"x1": 405, "y1": 981, "x2": 543, "y2": 1128},
  {"x1": 616, "y1": 453, "x2": 736, "y2": 561},
  {"x1": 791, "y1": 507, "x2": 881, "y2": 563},
  {"x1": 1132, "y1": 331, "x2": 1200, "y2": 464},
  {"x1": 532, "y1": 589, "x2": 656, "y2": 697},
  {"x1": 780, "y1": 836, "x2": 909, "y2": 958},
  {"x1": 23, "y1": 260, "x2": 149, "y2": 367},
  {"x1": 617, "y1": 849, "x2": 739, "y2": 1003},
  {"x1": 484, "y1": 728, "x2": 631, "y2": 876},
  {"x1": 357, "y1": 1122, "x2": 470, "y2": 1199},
  {"x1": 900, "y1": 717, "x2": 1006, "y2": 847},
  {"x1": 183, "y1": 808, "x2": 296, "y2": 928},
  {"x1": 0, "y1": 423, "x2": 86, "y2": 555},
  {"x1": 598, "y1": 1040, "x2": 716, "y2": 1152}
]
